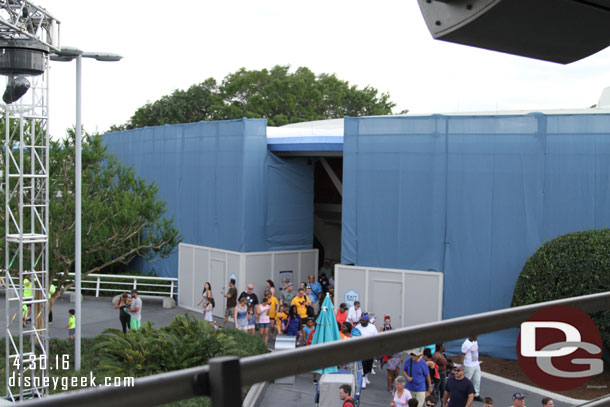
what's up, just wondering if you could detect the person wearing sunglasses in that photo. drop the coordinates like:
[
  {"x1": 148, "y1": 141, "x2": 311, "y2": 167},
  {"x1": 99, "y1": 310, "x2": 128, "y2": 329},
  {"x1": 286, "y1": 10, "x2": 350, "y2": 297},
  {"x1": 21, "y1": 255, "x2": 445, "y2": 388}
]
[{"x1": 442, "y1": 364, "x2": 474, "y2": 407}]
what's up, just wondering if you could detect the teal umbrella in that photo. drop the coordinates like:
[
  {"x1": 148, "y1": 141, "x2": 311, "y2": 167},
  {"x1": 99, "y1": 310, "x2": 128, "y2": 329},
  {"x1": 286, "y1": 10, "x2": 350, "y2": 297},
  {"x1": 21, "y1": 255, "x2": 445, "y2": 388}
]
[{"x1": 312, "y1": 293, "x2": 341, "y2": 374}]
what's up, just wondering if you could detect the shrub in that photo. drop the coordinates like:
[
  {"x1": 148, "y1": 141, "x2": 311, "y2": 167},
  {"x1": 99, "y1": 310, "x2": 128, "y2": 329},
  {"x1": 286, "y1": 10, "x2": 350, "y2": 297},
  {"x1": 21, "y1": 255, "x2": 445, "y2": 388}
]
[
  {"x1": 511, "y1": 229, "x2": 610, "y2": 349},
  {"x1": 94, "y1": 314, "x2": 268, "y2": 377}
]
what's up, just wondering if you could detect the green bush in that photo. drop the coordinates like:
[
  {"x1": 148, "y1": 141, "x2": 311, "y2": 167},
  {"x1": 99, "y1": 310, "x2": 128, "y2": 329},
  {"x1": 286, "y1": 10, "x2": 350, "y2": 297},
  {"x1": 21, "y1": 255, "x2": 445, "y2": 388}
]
[
  {"x1": 94, "y1": 315, "x2": 268, "y2": 377},
  {"x1": 0, "y1": 316, "x2": 266, "y2": 406},
  {"x1": 511, "y1": 228, "x2": 610, "y2": 349}
]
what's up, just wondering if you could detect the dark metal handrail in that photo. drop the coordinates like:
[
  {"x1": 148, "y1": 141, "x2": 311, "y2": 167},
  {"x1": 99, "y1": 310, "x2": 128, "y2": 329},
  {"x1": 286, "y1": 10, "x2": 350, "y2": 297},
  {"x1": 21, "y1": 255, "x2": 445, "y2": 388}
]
[{"x1": 15, "y1": 291, "x2": 610, "y2": 407}]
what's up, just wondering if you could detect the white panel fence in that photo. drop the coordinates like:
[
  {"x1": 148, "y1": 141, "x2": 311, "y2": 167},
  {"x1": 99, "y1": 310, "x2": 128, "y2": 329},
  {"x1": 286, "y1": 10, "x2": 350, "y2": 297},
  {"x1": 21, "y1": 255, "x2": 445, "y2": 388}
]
[
  {"x1": 335, "y1": 264, "x2": 443, "y2": 329},
  {"x1": 178, "y1": 243, "x2": 318, "y2": 318}
]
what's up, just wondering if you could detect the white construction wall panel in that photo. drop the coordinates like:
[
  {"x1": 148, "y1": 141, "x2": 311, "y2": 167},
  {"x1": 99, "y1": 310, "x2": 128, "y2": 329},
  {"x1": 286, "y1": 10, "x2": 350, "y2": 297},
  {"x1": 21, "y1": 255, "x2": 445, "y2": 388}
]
[
  {"x1": 335, "y1": 265, "x2": 443, "y2": 329},
  {"x1": 178, "y1": 245, "x2": 196, "y2": 308},
  {"x1": 300, "y1": 251, "x2": 317, "y2": 283},
  {"x1": 245, "y1": 254, "x2": 273, "y2": 294},
  {"x1": 178, "y1": 243, "x2": 318, "y2": 319}
]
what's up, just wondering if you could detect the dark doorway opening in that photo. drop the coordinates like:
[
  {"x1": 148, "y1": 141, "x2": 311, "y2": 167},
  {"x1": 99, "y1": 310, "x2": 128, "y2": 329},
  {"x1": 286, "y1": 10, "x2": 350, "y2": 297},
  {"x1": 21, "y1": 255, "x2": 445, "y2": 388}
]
[{"x1": 313, "y1": 157, "x2": 343, "y2": 270}]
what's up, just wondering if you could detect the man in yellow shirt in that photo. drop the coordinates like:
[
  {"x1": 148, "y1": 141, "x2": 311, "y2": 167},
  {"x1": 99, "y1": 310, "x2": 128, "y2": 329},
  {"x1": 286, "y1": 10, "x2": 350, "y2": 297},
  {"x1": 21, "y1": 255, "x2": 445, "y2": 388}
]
[{"x1": 291, "y1": 288, "x2": 311, "y2": 319}]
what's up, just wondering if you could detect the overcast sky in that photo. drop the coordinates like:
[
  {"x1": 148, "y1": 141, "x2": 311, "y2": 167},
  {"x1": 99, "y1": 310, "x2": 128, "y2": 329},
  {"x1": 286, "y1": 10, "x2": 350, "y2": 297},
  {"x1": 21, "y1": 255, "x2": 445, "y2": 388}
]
[{"x1": 27, "y1": 0, "x2": 610, "y2": 139}]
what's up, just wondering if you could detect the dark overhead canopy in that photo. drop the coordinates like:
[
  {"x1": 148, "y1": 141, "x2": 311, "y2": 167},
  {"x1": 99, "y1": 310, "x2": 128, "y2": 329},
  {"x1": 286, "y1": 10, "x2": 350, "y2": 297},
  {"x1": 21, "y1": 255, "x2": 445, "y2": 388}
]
[{"x1": 418, "y1": 0, "x2": 610, "y2": 64}]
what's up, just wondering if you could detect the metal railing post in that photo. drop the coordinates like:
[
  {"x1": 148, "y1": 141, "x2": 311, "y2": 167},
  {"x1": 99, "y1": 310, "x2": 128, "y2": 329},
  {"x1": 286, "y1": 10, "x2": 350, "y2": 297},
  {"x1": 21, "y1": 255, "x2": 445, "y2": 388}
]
[
  {"x1": 170, "y1": 280, "x2": 174, "y2": 298},
  {"x1": 209, "y1": 357, "x2": 241, "y2": 407},
  {"x1": 95, "y1": 277, "x2": 100, "y2": 297}
]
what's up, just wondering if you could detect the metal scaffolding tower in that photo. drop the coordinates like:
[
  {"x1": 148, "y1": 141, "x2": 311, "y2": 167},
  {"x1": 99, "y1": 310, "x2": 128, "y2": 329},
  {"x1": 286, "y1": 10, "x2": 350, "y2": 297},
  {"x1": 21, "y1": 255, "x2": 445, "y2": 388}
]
[{"x1": 1, "y1": 1, "x2": 59, "y2": 401}]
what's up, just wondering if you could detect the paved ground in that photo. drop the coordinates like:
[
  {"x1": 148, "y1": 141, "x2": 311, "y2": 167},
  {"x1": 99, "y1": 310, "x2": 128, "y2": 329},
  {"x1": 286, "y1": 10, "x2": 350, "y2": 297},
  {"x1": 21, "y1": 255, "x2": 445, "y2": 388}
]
[
  {"x1": 261, "y1": 368, "x2": 579, "y2": 407},
  {"x1": 0, "y1": 295, "x2": 584, "y2": 406},
  {"x1": 0, "y1": 294, "x2": 204, "y2": 339},
  {"x1": 44, "y1": 295, "x2": 205, "y2": 339}
]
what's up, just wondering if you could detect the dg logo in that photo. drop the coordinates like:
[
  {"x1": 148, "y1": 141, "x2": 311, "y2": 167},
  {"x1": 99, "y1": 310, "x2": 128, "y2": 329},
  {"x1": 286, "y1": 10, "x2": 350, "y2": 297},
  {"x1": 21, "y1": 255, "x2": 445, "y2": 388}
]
[{"x1": 517, "y1": 305, "x2": 603, "y2": 391}]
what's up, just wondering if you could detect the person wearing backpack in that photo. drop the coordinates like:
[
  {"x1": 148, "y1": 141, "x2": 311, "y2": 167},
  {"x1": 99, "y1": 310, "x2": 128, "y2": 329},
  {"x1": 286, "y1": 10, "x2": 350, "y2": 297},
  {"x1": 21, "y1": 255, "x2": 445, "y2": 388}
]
[{"x1": 339, "y1": 384, "x2": 355, "y2": 407}]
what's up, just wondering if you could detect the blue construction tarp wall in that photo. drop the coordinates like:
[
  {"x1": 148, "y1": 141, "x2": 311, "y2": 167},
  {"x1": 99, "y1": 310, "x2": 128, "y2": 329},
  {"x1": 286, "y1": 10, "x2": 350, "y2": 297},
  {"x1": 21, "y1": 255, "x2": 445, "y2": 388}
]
[
  {"x1": 342, "y1": 113, "x2": 610, "y2": 358},
  {"x1": 104, "y1": 118, "x2": 313, "y2": 277}
]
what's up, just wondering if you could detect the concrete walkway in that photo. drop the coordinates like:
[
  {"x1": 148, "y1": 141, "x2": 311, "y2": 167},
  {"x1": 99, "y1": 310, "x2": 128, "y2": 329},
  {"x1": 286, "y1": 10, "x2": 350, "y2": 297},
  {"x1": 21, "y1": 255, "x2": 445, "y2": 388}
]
[
  {"x1": 260, "y1": 366, "x2": 583, "y2": 407},
  {"x1": 0, "y1": 294, "x2": 207, "y2": 339}
]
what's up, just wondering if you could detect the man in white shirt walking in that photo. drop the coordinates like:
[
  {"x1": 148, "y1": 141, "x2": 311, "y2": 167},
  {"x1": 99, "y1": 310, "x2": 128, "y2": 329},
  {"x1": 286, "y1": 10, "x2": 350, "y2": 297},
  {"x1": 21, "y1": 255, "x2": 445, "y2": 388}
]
[
  {"x1": 461, "y1": 335, "x2": 482, "y2": 402},
  {"x1": 347, "y1": 301, "x2": 362, "y2": 325}
]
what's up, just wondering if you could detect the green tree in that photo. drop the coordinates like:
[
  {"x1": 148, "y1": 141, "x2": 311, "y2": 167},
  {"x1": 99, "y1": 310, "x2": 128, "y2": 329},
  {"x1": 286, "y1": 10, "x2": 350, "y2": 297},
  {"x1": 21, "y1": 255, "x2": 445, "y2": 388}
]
[
  {"x1": 47, "y1": 132, "x2": 182, "y2": 301},
  {"x1": 1, "y1": 129, "x2": 182, "y2": 304},
  {"x1": 113, "y1": 66, "x2": 396, "y2": 130}
]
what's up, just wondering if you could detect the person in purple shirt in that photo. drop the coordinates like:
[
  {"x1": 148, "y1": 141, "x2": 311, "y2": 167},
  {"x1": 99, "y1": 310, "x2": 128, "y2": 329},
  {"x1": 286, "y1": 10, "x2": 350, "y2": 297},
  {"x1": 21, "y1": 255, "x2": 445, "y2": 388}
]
[{"x1": 403, "y1": 349, "x2": 432, "y2": 407}]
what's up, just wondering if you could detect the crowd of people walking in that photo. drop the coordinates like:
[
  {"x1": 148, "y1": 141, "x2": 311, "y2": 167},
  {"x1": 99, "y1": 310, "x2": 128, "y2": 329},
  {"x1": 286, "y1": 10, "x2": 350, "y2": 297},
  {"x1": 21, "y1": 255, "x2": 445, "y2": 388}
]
[{"x1": 192, "y1": 273, "x2": 558, "y2": 407}]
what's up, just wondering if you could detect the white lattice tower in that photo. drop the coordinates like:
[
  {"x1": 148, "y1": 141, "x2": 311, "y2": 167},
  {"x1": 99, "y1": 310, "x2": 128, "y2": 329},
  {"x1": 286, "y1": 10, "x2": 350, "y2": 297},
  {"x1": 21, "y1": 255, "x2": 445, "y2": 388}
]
[{"x1": 0, "y1": 0, "x2": 58, "y2": 401}]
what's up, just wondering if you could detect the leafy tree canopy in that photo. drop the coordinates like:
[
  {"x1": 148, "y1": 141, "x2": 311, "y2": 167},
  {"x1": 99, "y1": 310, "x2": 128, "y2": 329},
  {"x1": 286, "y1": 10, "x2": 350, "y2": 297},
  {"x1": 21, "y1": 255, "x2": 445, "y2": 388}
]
[
  {"x1": 113, "y1": 66, "x2": 397, "y2": 129},
  {"x1": 1, "y1": 129, "x2": 182, "y2": 302}
]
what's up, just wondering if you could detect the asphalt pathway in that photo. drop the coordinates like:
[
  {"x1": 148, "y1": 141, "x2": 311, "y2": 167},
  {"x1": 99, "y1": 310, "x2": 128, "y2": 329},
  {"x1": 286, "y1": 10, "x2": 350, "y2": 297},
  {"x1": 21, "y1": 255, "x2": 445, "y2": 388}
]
[
  {"x1": 0, "y1": 293, "x2": 207, "y2": 339},
  {"x1": 260, "y1": 365, "x2": 581, "y2": 407}
]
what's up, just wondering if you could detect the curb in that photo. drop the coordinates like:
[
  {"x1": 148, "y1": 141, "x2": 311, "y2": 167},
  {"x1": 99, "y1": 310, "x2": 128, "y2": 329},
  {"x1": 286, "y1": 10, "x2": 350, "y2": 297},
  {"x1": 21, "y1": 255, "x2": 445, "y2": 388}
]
[
  {"x1": 243, "y1": 381, "x2": 269, "y2": 407},
  {"x1": 481, "y1": 371, "x2": 589, "y2": 405}
]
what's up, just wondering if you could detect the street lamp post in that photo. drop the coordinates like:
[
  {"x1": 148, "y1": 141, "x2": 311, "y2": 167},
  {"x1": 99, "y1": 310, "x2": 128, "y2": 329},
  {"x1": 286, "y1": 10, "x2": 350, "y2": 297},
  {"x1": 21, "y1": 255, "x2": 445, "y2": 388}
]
[{"x1": 50, "y1": 47, "x2": 122, "y2": 371}]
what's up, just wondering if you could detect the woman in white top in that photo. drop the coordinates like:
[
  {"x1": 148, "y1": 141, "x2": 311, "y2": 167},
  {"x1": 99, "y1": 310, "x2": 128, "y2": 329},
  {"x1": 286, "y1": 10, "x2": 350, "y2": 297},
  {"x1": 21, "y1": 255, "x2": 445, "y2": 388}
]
[
  {"x1": 204, "y1": 297, "x2": 216, "y2": 327},
  {"x1": 257, "y1": 297, "x2": 271, "y2": 345},
  {"x1": 391, "y1": 376, "x2": 412, "y2": 407}
]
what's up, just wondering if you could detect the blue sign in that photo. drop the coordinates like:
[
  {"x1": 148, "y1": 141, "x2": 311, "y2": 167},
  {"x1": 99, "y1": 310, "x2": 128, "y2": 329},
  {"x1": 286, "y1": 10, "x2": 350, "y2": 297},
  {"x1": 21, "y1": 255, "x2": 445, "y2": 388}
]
[
  {"x1": 351, "y1": 327, "x2": 362, "y2": 337},
  {"x1": 344, "y1": 289, "x2": 360, "y2": 307}
]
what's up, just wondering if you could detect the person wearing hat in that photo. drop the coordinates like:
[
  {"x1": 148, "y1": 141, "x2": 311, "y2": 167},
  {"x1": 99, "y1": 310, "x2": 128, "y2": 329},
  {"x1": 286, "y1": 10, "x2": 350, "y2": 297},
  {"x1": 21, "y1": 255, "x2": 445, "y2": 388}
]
[
  {"x1": 403, "y1": 348, "x2": 432, "y2": 407},
  {"x1": 511, "y1": 393, "x2": 526, "y2": 407},
  {"x1": 126, "y1": 289, "x2": 142, "y2": 330},
  {"x1": 442, "y1": 364, "x2": 474, "y2": 407},
  {"x1": 355, "y1": 314, "x2": 378, "y2": 388},
  {"x1": 305, "y1": 284, "x2": 319, "y2": 315}
]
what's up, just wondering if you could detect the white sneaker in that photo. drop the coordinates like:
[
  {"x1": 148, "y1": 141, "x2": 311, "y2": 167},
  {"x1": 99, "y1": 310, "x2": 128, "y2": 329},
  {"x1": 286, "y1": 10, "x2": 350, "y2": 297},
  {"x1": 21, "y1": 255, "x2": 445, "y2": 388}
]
[
  {"x1": 361, "y1": 380, "x2": 367, "y2": 389},
  {"x1": 364, "y1": 376, "x2": 371, "y2": 384},
  {"x1": 371, "y1": 368, "x2": 377, "y2": 375}
]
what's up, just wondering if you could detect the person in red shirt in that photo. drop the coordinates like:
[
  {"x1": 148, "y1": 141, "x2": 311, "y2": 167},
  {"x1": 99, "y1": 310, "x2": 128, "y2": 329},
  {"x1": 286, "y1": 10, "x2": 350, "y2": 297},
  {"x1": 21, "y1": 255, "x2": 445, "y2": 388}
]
[
  {"x1": 335, "y1": 302, "x2": 348, "y2": 330},
  {"x1": 339, "y1": 384, "x2": 355, "y2": 407}
]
